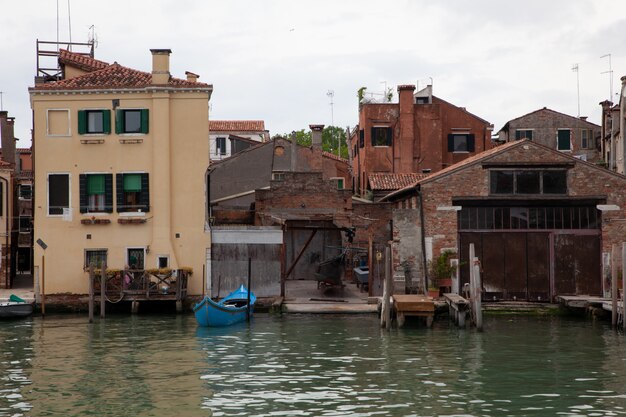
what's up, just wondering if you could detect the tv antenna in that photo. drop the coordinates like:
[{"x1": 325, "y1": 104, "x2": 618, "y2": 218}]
[
  {"x1": 327, "y1": 90, "x2": 334, "y2": 126},
  {"x1": 572, "y1": 63, "x2": 580, "y2": 117},
  {"x1": 88, "y1": 25, "x2": 99, "y2": 49},
  {"x1": 0, "y1": 91, "x2": 3, "y2": 111},
  {"x1": 601, "y1": 53, "x2": 613, "y2": 102}
]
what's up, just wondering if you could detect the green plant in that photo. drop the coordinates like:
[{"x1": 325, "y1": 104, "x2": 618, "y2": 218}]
[{"x1": 427, "y1": 250, "x2": 457, "y2": 289}]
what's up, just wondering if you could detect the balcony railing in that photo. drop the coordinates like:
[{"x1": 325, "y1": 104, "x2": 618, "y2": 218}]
[{"x1": 90, "y1": 268, "x2": 190, "y2": 303}]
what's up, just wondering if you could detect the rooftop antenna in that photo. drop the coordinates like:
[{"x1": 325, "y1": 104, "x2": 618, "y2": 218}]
[
  {"x1": 67, "y1": 0, "x2": 73, "y2": 48},
  {"x1": 88, "y1": 25, "x2": 99, "y2": 50},
  {"x1": 326, "y1": 90, "x2": 334, "y2": 126},
  {"x1": 572, "y1": 63, "x2": 580, "y2": 117},
  {"x1": 601, "y1": 53, "x2": 613, "y2": 102},
  {"x1": 56, "y1": 0, "x2": 60, "y2": 51},
  {"x1": 0, "y1": 91, "x2": 3, "y2": 111}
]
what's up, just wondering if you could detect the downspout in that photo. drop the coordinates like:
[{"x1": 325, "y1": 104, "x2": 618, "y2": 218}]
[
  {"x1": 620, "y1": 76, "x2": 626, "y2": 174},
  {"x1": 0, "y1": 176, "x2": 9, "y2": 288},
  {"x1": 417, "y1": 185, "x2": 428, "y2": 295}
]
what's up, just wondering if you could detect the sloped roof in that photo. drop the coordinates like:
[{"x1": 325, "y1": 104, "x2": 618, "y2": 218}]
[
  {"x1": 31, "y1": 63, "x2": 211, "y2": 91},
  {"x1": 369, "y1": 173, "x2": 428, "y2": 191},
  {"x1": 322, "y1": 151, "x2": 349, "y2": 163},
  {"x1": 58, "y1": 49, "x2": 109, "y2": 72},
  {"x1": 209, "y1": 120, "x2": 266, "y2": 132},
  {"x1": 498, "y1": 107, "x2": 600, "y2": 134}
]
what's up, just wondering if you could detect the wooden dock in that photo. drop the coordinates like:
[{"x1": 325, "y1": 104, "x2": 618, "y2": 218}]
[
  {"x1": 392, "y1": 295, "x2": 435, "y2": 327},
  {"x1": 443, "y1": 293, "x2": 470, "y2": 327},
  {"x1": 557, "y1": 295, "x2": 608, "y2": 309}
]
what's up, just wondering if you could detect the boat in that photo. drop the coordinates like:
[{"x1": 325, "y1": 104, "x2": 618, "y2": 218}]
[
  {"x1": 193, "y1": 284, "x2": 256, "y2": 327},
  {"x1": 0, "y1": 295, "x2": 34, "y2": 319}
]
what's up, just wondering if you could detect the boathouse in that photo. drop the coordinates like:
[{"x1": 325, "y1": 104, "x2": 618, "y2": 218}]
[{"x1": 383, "y1": 140, "x2": 626, "y2": 301}]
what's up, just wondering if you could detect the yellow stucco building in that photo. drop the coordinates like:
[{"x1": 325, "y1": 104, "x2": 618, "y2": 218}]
[{"x1": 29, "y1": 48, "x2": 212, "y2": 297}]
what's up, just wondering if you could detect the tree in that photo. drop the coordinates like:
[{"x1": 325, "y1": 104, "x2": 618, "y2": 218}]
[{"x1": 274, "y1": 126, "x2": 349, "y2": 159}]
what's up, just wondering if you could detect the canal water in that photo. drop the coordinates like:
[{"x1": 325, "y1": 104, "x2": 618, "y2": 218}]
[{"x1": 1, "y1": 314, "x2": 625, "y2": 417}]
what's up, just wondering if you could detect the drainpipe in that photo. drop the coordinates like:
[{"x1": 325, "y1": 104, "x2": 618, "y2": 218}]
[
  {"x1": 416, "y1": 186, "x2": 428, "y2": 295},
  {"x1": 620, "y1": 76, "x2": 626, "y2": 174},
  {"x1": 0, "y1": 176, "x2": 9, "y2": 288}
]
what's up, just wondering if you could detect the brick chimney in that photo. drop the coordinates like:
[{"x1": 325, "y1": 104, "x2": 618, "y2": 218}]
[
  {"x1": 309, "y1": 124, "x2": 324, "y2": 172},
  {"x1": 150, "y1": 49, "x2": 172, "y2": 84},
  {"x1": 185, "y1": 71, "x2": 199, "y2": 83},
  {"x1": 397, "y1": 85, "x2": 416, "y2": 173},
  {"x1": 0, "y1": 111, "x2": 16, "y2": 167}
]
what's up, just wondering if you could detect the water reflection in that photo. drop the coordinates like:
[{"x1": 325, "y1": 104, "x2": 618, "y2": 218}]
[{"x1": 0, "y1": 314, "x2": 625, "y2": 416}]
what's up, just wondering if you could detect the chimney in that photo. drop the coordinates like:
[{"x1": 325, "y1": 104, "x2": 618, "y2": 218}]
[
  {"x1": 0, "y1": 111, "x2": 16, "y2": 168},
  {"x1": 579, "y1": 116, "x2": 588, "y2": 121},
  {"x1": 290, "y1": 131, "x2": 297, "y2": 172},
  {"x1": 185, "y1": 71, "x2": 199, "y2": 83},
  {"x1": 310, "y1": 124, "x2": 324, "y2": 149},
  {"x1": 397, "y1": 85, "x2": 416, "y2": 173},
  {"x1": 150, "y1": 49, "x2": 172, "y2": 84}
]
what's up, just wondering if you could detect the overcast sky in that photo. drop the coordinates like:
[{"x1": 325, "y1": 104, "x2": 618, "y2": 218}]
[{"x1": 2, "y1": 0, "x2": 626, "y2": 144}]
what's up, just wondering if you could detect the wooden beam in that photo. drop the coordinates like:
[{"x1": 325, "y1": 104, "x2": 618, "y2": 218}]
[{"x1": 284, "y1": 229, "x2": 317, "y2": 279}]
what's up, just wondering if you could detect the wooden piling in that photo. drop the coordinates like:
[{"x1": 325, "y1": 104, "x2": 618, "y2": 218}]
[
  {"x1": 247, "y1": 257, "x2": 252, "y2": 323},
  {"x1": 381, "y1": 245, "x2": 392, "y2": 329},
  {"x1": 88, "y1": 264, "x2": 94, "y2": 323},
  {"x1": 623, "y1": 243, "x2": 626, "y2": 331},
  {"x1": 612, "y1": 244, "x2": 618, "y2": 327},
  {"x1": 100, "y1": 262, "x2": 106, "y2": 319},
  {"x1": 473, "y1": 255, "x2": 483, "y2": 331},
  {"x1": 41, "y1": 255, "x2": 46, "y2": 317}
]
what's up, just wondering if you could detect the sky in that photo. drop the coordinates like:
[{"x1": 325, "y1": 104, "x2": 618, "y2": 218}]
[{"x1": 2, "y1": 0, "x2": 626, "y2": 145}]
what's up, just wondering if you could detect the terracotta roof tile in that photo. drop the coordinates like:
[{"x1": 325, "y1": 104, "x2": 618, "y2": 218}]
[
  {"x1": 209, "y1": 120, "x2": 266, "y2": 131},
  {"x1": 321, "y1": 151, "x2": 349, "y2": 163},
  {"x1": 368, "y1": 173, "x2": 429, "y2": 190},
  {"x1": 58, "y1": 49, "x2": 109, "y2": 72},
  {"x1": 32, "y1": 63, "x2": 211, "y2": 91}
]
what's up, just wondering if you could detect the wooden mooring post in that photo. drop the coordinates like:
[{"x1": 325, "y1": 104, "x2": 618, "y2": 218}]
[
  {"x1": 612, "y1": 244, "x2": 618, "y2": 327},
  {"x1": 100, "y1": 262, "x2": 106, "y2": 319},
  {"x1": 380, "y1": 245, "x2": 392, "y2": 330},
  {"x1": 623, "y1": 243, "x2": 626, "y2": 332},
  {"x1": 469, "y1": 243, "x2": 483, "y2": 331},
  {"x1": 88, "y1": 264, "x2": 95, "y2": 323}
]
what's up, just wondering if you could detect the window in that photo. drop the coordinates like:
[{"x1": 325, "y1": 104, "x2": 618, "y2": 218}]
[
  {"x1": 331, "y1": 177, "x2": 345, "y2": 189},
  {"x1": 216, "y1": 137, "x2": 227, "y2": 155},
  {"x1": 415, "y1": 97, "x2": 429, "y2": 104},
  {"x1": 272, "y1": 172, "x2": 285, "y2": 181},
  {"x1": 447, "y1": 134, "x2": 475, "y2": 153},
  {"x1": 0, "y1": 182, "x2": 3, "y2": 216},
  {"x1": 116, "y1": 173, "x2": 149, "y2": 212},
  {"x1": 371, "y1": 127, "x2": 392, "y2": 146},
  {"x1": 47, "y1": 109, "x2": 70, "y2": 136},
  {"x1": 490, "y1": 170, "x2": 567, "y2": 195},
  {"x1": 77, "y1": 110, "x2": 111, "y2": 134},
  {"x1": 19, "y1": 184, "x2": 32, "y2": 200},
  {"x1": 515, "y1": 129, "x2": 533, "y2": 140},
  {"x1": 19, "y1": 216, "x2": 31, "y2": 233},
  {"x1": 359, "y1": 129, "x2": 364, "y2": 148},
  {"x1": 459, "y1": 206, "x2": 599, "y2": 230},
  {"x1": 85, "y1": 249, "x2": 107, "y2": 269},
  {"x1": 581, "y1": 129, "x2": 594, "y2": 149},
  {"x1": 158, "y1": 256, "x2": 169, "y2": 269},
  {"x1": 115, "y1": 109, "x2": 149, "y2": 134},
  {"x1": 79, "y1": 174, "x2": 113, "y2": 213},
  {"x1": 48, "y1": 173, "x2": 70, "y2": 215},
  {"x1": 557, "y1": 129, "x2": 571, "y2": 151}
]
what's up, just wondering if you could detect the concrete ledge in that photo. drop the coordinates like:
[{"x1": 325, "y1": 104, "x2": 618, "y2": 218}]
[{"x1": 282, "y1": 303, "x2": 379, "y2": 314}]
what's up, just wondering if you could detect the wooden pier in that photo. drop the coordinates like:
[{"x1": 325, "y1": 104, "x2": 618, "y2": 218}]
[
  {"x1": 443, "y1": 293, "x2": 470, "y2": 327},
  {"x1": 392, "y1": 294, "x2": 435, "y2": 327}
]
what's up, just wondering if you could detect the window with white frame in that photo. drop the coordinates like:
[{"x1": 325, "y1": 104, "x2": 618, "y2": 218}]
[
  {"x1": 216, "y1": 137, "x2": 227, "y2": 155},
  {"x1": 116, "y1": 173, "x2": 150, "y2": 212},
  {"x1": 115, "y1": 109, "x2": 149, "y2": 134},
  {"x1": 80, "y1": 174, "x2": 113, "y2": 213},
  {"x1": 78, "y1": 110, "x2": 111, "y2": 134},
  {"x1": 48, "y1": 173, "x2": 70, "y2": 215},
  {"x1": 557, "y1": 129, "x2": 571, "y2": 151}
]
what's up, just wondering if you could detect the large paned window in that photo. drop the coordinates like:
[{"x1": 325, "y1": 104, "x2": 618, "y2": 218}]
[
  {"x1": 557, "y1": 129, "x2": 571, "y2": 151},
  {"x1": 581, "y1": 129, "x2": 594, "y2": 150},
  {"x1": 79, "y1": 174, "x2": 113, "y2": 213},
  {"x1": 48, "y1": 173, "x2": 70, "y2": 215},
  {"x1": 19, "y1": 184, "x2": 32, "y2": 200},
  {"x1": 85, "y1": 249, "x2": 107, "y2": 269},
  {"x1": 371, "y1": 127, "x2": 392, "y2": 146},
  {"x1": 459, "y1": 206, "x2": 600, "y2": 230},
  {"x1": 116, "y1": 173, "x2": 150, "y2": 212},
  {"x1": 77, "y1": 110, "x2": 111, "y2": 134},
  {"x1": 490, "y1": 169, "x2": 567, "y2": 195},
  {"x1": 115, "y1": 109, "x2": 149, "y2": 134},
  {"x1": 447, "y1": 133, "x2": 475, "y2": 153},
  {"x1": 515, "y1": 129, "x2": 533, "y2": 140}
]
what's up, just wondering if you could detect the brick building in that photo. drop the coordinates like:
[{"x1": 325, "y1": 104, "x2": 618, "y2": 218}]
[
  {"x1": 350, "y1": 84, "x2": 493, "y2": 199},
  {"x1": 209, "y1": 120, "x2": 270, "y2": 161},
  {"x1": 497, "y1": 107, "x2": 601, "y2": 163},
  {"x1": 383, "y1": 140, "x2": 626, "y2": 301},
  {"x1": 599, "y1": 76, "x2": 626, "y2": 173}
]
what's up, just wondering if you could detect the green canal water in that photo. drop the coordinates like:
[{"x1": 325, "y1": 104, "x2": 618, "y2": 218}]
[{"x1": 1, "y1": 314, "x2": 625, "y2": 417}]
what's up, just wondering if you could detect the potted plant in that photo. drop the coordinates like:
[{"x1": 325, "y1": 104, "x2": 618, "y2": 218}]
[{"x1": 427, "y1": 250, "x2": 457, "y2": 297}]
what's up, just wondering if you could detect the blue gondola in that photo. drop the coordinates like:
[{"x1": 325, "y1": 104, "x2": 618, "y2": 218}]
[{"x1": 193, "y1": 285, "x2": 256, "y2": 327}]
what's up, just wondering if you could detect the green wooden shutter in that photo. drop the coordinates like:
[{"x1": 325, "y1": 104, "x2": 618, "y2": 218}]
[
  {"x1": 104, "y1": 174, "x2": 113, "y2": 213},
  {"x1": 79, "y1": 174, "x2": 88, "y2": 213},
  {"x1": 140, "y1": 173, "x2": 150, "y2": 212},
  {"x1": 102, "y1": 110, "x2": 111, "y2": 134},
  {"x1": 115, "y1": 109, "x2": 124, "y2": 134},
  {"x1": 447, "y1": 134, "x2": 455, "y2": 152},
  {"x1": 77, "y1": 110, "x2": 87, "y2": 135},
  {"x1": 140, "y1": 109, "x2": 149, "y2": 134},
  {"x1": 515, "y1": 130, "x2": 521, "y2": 140},
  {"x1": 116, "y1": 173, "x2": 124, "y2": 212}
]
